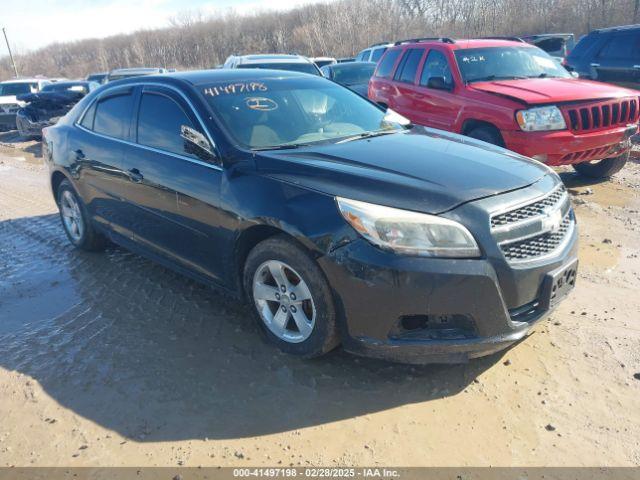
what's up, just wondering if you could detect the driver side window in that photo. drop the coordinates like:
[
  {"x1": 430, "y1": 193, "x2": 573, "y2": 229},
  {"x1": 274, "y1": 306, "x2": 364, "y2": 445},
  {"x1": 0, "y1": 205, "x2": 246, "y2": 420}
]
[
  {"x1": 136, "y1": 92, "x2": 208, "y2": 160},
  {"x1": 420, "y1": 50, "x2": 453, "y2": 88}
]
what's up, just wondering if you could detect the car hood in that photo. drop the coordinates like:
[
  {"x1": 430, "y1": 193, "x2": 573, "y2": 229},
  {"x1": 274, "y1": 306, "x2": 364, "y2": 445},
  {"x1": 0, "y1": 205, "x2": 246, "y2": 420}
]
[
  {"x1": 255, "y1": 127, "x2": 551, "y2": 214},
  {"x1": 470, "y1": 78, "x2": 639, "y2": 105},
  {"x1": 0, "y1": 95, "x2": 20, "y2": 105}
]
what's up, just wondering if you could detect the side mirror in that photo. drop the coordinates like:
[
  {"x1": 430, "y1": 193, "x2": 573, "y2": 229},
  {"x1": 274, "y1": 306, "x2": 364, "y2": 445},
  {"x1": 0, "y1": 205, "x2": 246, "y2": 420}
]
[
  {"x1": 427, "y1": 76, "x2": 452, "y2": 91},
  {"x1": 181, "y1": 125, "x2": 216, "y2": 161}
]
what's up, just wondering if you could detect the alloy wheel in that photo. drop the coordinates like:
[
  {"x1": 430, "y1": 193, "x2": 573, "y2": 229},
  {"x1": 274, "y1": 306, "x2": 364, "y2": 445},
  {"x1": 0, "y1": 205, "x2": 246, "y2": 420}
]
[
  {"x1": 252, "y1": 260, "x2": 316, "y2": 343},
  {"x1": 60, "y1": 190, "x2": 84, "y2": 242}
]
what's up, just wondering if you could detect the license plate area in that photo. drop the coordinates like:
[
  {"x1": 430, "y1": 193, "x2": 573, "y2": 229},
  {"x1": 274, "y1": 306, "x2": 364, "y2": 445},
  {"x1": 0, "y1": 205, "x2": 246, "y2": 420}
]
[{"x1": 541, "y1": 259, "x2": 578, "y2": 310}]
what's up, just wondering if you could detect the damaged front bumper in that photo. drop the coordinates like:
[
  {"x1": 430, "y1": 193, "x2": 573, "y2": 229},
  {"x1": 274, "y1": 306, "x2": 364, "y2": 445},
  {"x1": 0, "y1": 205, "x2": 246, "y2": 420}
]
[
  {"x1": 15, "y1": 111, "x2": 56, "y2": 137},
  {"x1": 319, "y1": 235, "x2": 578, "y2": 364}
]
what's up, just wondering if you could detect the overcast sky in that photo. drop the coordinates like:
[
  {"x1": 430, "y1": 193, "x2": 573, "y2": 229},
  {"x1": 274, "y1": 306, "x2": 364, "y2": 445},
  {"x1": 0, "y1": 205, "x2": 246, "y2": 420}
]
[{"x1": 1, "y1": 0, "x2": 324, "y2": 54}]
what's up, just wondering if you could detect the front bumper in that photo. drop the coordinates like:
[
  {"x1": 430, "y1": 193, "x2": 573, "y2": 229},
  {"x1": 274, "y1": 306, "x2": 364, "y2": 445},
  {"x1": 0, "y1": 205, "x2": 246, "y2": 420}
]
[
  {"x1": 502, "y1": 124, "x2": 638, "y2": 165},
  {"x1": 15, "y1": 112, "x2": 50, "y2": 137},
  {"x1": 319, "y1": 177, "x2": 579, "y2": 364},
  {"x1": 0, "y1": 112, "x2": 17, "y2": 130}
]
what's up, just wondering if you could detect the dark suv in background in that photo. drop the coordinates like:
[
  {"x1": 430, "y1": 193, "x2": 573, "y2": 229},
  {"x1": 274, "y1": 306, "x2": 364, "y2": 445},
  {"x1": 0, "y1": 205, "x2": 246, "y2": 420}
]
[{"x1": 564, "y1": 24, "x2": 640, "y2": 89}]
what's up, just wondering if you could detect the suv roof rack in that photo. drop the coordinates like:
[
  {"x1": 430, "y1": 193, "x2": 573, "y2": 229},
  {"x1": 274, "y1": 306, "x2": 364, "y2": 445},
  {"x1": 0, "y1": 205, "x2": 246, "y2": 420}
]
[
  {"x1": 481, "y1": 36, "x2": 525, "y2": 42},
  {"x1": 393, "y1": 37, "x2": 455, "y2": 46},
  {"x1": 594, "y1": 24, "x2": 640, "y2": 33}
]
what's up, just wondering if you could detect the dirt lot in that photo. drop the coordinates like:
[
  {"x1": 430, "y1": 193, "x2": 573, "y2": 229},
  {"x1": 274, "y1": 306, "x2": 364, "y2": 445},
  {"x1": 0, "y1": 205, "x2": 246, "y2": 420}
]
[{"x1": 0, "y1": 131, "x2": 639, "y2": 467}]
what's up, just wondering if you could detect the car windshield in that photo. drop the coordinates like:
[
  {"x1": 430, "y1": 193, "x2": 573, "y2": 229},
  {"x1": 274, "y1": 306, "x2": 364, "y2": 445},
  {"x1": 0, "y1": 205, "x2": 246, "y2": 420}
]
[
  {"x1": 202, "y1": 77, "x2": 407, "y2": 149},
  {"x1": 455, "y1": 46, "x2": 571, "y2": 82},
  {"x1": 330, "y1": 63, "x2": 376, "y2": 85},
  {"x1": 236, "y1": 63, "x2": 320, "y2": 76},
  {"x1": 42, "y1": 83, "x2": 89, "y2": 94},
  {"x1": 0, "y1": 82, "x2": 36, "y2": 96}
]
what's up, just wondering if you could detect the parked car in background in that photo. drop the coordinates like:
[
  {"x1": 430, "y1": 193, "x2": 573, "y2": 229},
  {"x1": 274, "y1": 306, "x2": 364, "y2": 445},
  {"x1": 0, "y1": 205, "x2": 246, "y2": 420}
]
[
  {"x1": 320, "y1": 61, "x2": 376, "y2": 96},
  {"x1": 42, "y1": 69, "x2": 577, "y2": 364},
  {"x1": 311, "y1": 57, "x2": 337, "y2": 68},
  {"x1": 521, "y1": 34, "x2": 575, "y2": 62},
  {"x1": 107, "y1": 67, "x2": 168, "y2": 82},
  {"x1": 86, "y1": 72, "x2": 108, "y2": 84},
  {"x1": 355, "y1": 42, "x2": 394, "y2": 63},
  {"x1": 223, "y1": 54, "x2": 322, "y2": 75},
  {"x1": 563, "y1": 24, "x2": 640, "y2": 89},
  {"x1": 370, "y1": 38, "x2": 640, "y2": 178},
  {"x1": 0, "y1": 78, "x2": 51, "y2": 131},
  {"x1": 16, "y1": 81, "x2": 99, "y2": 139}
]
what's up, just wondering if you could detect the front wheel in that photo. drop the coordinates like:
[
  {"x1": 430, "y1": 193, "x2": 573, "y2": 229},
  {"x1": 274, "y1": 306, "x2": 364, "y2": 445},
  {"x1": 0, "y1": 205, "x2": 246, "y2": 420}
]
[
  {"x1": 243, "y1": 235, "x2": 339, "y2": 358},
  {"x1": 572, "y1": 152, "x2": 629, "y2": 178}
]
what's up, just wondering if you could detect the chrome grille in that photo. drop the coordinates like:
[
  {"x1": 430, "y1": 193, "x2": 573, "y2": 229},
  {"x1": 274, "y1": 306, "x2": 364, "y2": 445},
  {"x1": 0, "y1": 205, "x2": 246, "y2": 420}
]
[
  {"x1": 491, "y1": 185, "x2": 566, "y2": 228},
  {"x1": 501, "y1": 212, "x2": 573, "y2": 261},
  {"x1": 490, "y1": 184, "x2": 575, "y2": 263}
]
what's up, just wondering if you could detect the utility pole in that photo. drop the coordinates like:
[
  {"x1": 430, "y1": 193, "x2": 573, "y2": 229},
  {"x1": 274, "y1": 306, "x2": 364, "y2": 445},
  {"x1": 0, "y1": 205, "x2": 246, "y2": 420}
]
[{"x1": 2, "y1": 27, "x2": 19, "y2": 78}]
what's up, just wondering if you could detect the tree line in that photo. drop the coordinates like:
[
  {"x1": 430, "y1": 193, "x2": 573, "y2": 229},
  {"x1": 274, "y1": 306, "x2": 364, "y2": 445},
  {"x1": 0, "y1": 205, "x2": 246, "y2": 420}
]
[{"x1": 1, "y1": 0, "x2": 638, "y2": 79}]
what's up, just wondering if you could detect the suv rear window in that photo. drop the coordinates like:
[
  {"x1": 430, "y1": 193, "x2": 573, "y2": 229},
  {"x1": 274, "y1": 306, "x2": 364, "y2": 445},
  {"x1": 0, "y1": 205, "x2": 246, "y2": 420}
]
[
  {"x1": 597, "y1": 33, "x2": 640, "y2": 60},
  {"x1": 375, "y1": 49, "x2": 402, "y2": 78}
]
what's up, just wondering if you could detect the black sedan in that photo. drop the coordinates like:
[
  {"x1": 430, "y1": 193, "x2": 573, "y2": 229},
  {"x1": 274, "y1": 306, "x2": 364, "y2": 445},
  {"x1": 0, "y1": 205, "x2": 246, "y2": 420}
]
[
  {"x1": 42, "y1": 70, "x2": 578, "y2": 364},
  {"x1": 320, "y1": 61, "x2": 376, "y2": 96}
]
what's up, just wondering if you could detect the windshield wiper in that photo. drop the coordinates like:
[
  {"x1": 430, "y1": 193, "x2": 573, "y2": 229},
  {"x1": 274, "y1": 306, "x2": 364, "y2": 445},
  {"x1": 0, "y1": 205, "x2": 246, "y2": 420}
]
[
  {"x1": 336, "y1": 129, "x2": 403, "y2": 144},
  {"x1": 251, "y1": 143, "x2": 312, "y2": 151},
  {"x1": 469, "y1": 75, "x2": 528, "y2": 83}
]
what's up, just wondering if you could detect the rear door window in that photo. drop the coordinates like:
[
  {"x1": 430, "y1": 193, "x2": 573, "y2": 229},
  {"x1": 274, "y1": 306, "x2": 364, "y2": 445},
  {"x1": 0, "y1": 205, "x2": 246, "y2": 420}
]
[
  {"x1": 93, "y1": 91, "x2": 135, "y2": 140},
  {"x1": 136, "y1": 91, "x2": 201, "y2": 159},
  {"x1": 375, "y1": 49, "x2": 402, "y2": 78},
  {"x1": 394, "y1": 48, "x2": 424, "y2": 83},
  {"x1": 356, "y1": 49, "x2": 371, "y2": 62},
  {"x1": 598, "y1": 33, "x2": 640, "y2": 60},
  {"x1": 370, "y1": 47, "x2": 387, "y2": 63},
  {"x1": 420, "y1": 49, "x2": 454, "y2": 87}
]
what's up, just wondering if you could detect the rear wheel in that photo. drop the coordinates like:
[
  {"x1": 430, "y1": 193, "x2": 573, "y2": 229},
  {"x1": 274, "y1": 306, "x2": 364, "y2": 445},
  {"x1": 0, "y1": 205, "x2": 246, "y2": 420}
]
[
  {"x1": 243, "y1": 235, "x2": 339, "y2": 358},
  {"x1": 466, "y1": 125, "x2": 504, "y2": 147},
  {"x1": 57, "y1": 179, "x2": 106, "y2": 251},
  {"x1": 572, "y1": 152, "x2": 629, "y2": 178}
]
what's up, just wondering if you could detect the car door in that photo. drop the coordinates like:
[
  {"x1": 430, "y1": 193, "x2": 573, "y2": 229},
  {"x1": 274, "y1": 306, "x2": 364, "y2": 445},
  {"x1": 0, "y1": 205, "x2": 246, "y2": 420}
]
[
  {"x1": 591, "y1": 32, "x2": 640, "y2": 88},
  {"x1": 118, "y1": 84, "x2": 227, "y2": 283},
  {"x1": 411, "y1": 48, "x2": 460, "y2": 131},
  {"x1": 73, "y1": 86, "x2": 137, "y2": 235},
  {"x1": 386, "y1": 48, "x2": 426, "y2": 120}
]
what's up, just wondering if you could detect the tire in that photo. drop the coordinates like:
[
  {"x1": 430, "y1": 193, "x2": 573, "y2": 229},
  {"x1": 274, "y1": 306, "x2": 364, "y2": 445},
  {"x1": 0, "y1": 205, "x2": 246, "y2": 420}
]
[
  {"x1": 243, "y1": 235, "x2": 339, "y2": 358},
  {"x1": 466, "y1": 125, "x2": 504, "y2": 147},
  {"x1": 57, "y1": 179, "x2": 106, "y2": 251},
  {"x1": 572, "y1": 151, "x2": 629, "y2": 178}
]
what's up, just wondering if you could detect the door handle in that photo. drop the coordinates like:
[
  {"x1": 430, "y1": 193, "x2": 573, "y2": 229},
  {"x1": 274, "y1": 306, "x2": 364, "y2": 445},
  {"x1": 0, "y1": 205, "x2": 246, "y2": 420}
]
[
  {"x1": 590, "y1": 63, "x2": 600, "y2": 67},
  {"x1": 634, "y1": 65, "x2": 640, "y2": 69},
  {"x1": 127, "y1": 168, "x2": 144, "y2": 183},
  {"x1": 74, "y1": 149, "x2": 85, "y2": 160}
]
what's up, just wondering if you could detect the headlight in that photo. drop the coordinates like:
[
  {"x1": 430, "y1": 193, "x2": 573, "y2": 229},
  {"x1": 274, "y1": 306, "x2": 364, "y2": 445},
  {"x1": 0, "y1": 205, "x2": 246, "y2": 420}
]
[
  {"x1": 336, "y1": 197, "x2": 481, "y2": 258},
  {"x1": 516, "y1": 106, "x2": 566, "y2": 132}
]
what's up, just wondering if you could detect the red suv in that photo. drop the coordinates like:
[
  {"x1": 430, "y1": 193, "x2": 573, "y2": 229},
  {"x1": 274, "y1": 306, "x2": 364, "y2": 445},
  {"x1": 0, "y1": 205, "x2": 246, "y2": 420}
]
[{"x1": 369, "y1": 38, "x2": 640, "y2": 178}]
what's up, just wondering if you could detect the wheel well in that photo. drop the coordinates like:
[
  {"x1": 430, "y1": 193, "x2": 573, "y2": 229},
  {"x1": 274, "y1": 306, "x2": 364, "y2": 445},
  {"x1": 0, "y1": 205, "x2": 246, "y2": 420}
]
[
  {"x1": 50, "y1": 171, "x2": 67, "y2": 204},
  {"x1": 234, "y1": 225, "x2": 293, "y2": 297},
  {"x1": 461, "y1": 119, "x2": 505, "y2": 147}
]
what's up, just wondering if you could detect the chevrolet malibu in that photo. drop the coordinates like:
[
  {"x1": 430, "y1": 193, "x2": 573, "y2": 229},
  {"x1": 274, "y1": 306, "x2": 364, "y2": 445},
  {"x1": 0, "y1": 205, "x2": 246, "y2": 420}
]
[{"x1": 42, "y1": 70, "x2": 578, "y2": 364}]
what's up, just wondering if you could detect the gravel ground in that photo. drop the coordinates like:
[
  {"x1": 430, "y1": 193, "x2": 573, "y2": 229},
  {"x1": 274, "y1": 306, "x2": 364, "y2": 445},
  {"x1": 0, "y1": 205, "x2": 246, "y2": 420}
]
[{"x1": 0, "y1": 132, "x2": 639, "y2": 467}]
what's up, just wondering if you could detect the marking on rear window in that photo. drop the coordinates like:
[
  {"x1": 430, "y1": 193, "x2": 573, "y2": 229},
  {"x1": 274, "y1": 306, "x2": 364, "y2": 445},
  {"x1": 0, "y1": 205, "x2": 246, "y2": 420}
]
[{"x1": 203, "y1": 82, "x2": 267, "y2": 97}]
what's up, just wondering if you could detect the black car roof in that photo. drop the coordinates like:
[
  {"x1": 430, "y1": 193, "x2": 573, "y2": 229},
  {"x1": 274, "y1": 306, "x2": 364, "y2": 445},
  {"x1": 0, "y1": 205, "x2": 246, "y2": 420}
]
[{"x1": 127, "y1": 69, "x2": 315, "y2": 88}]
